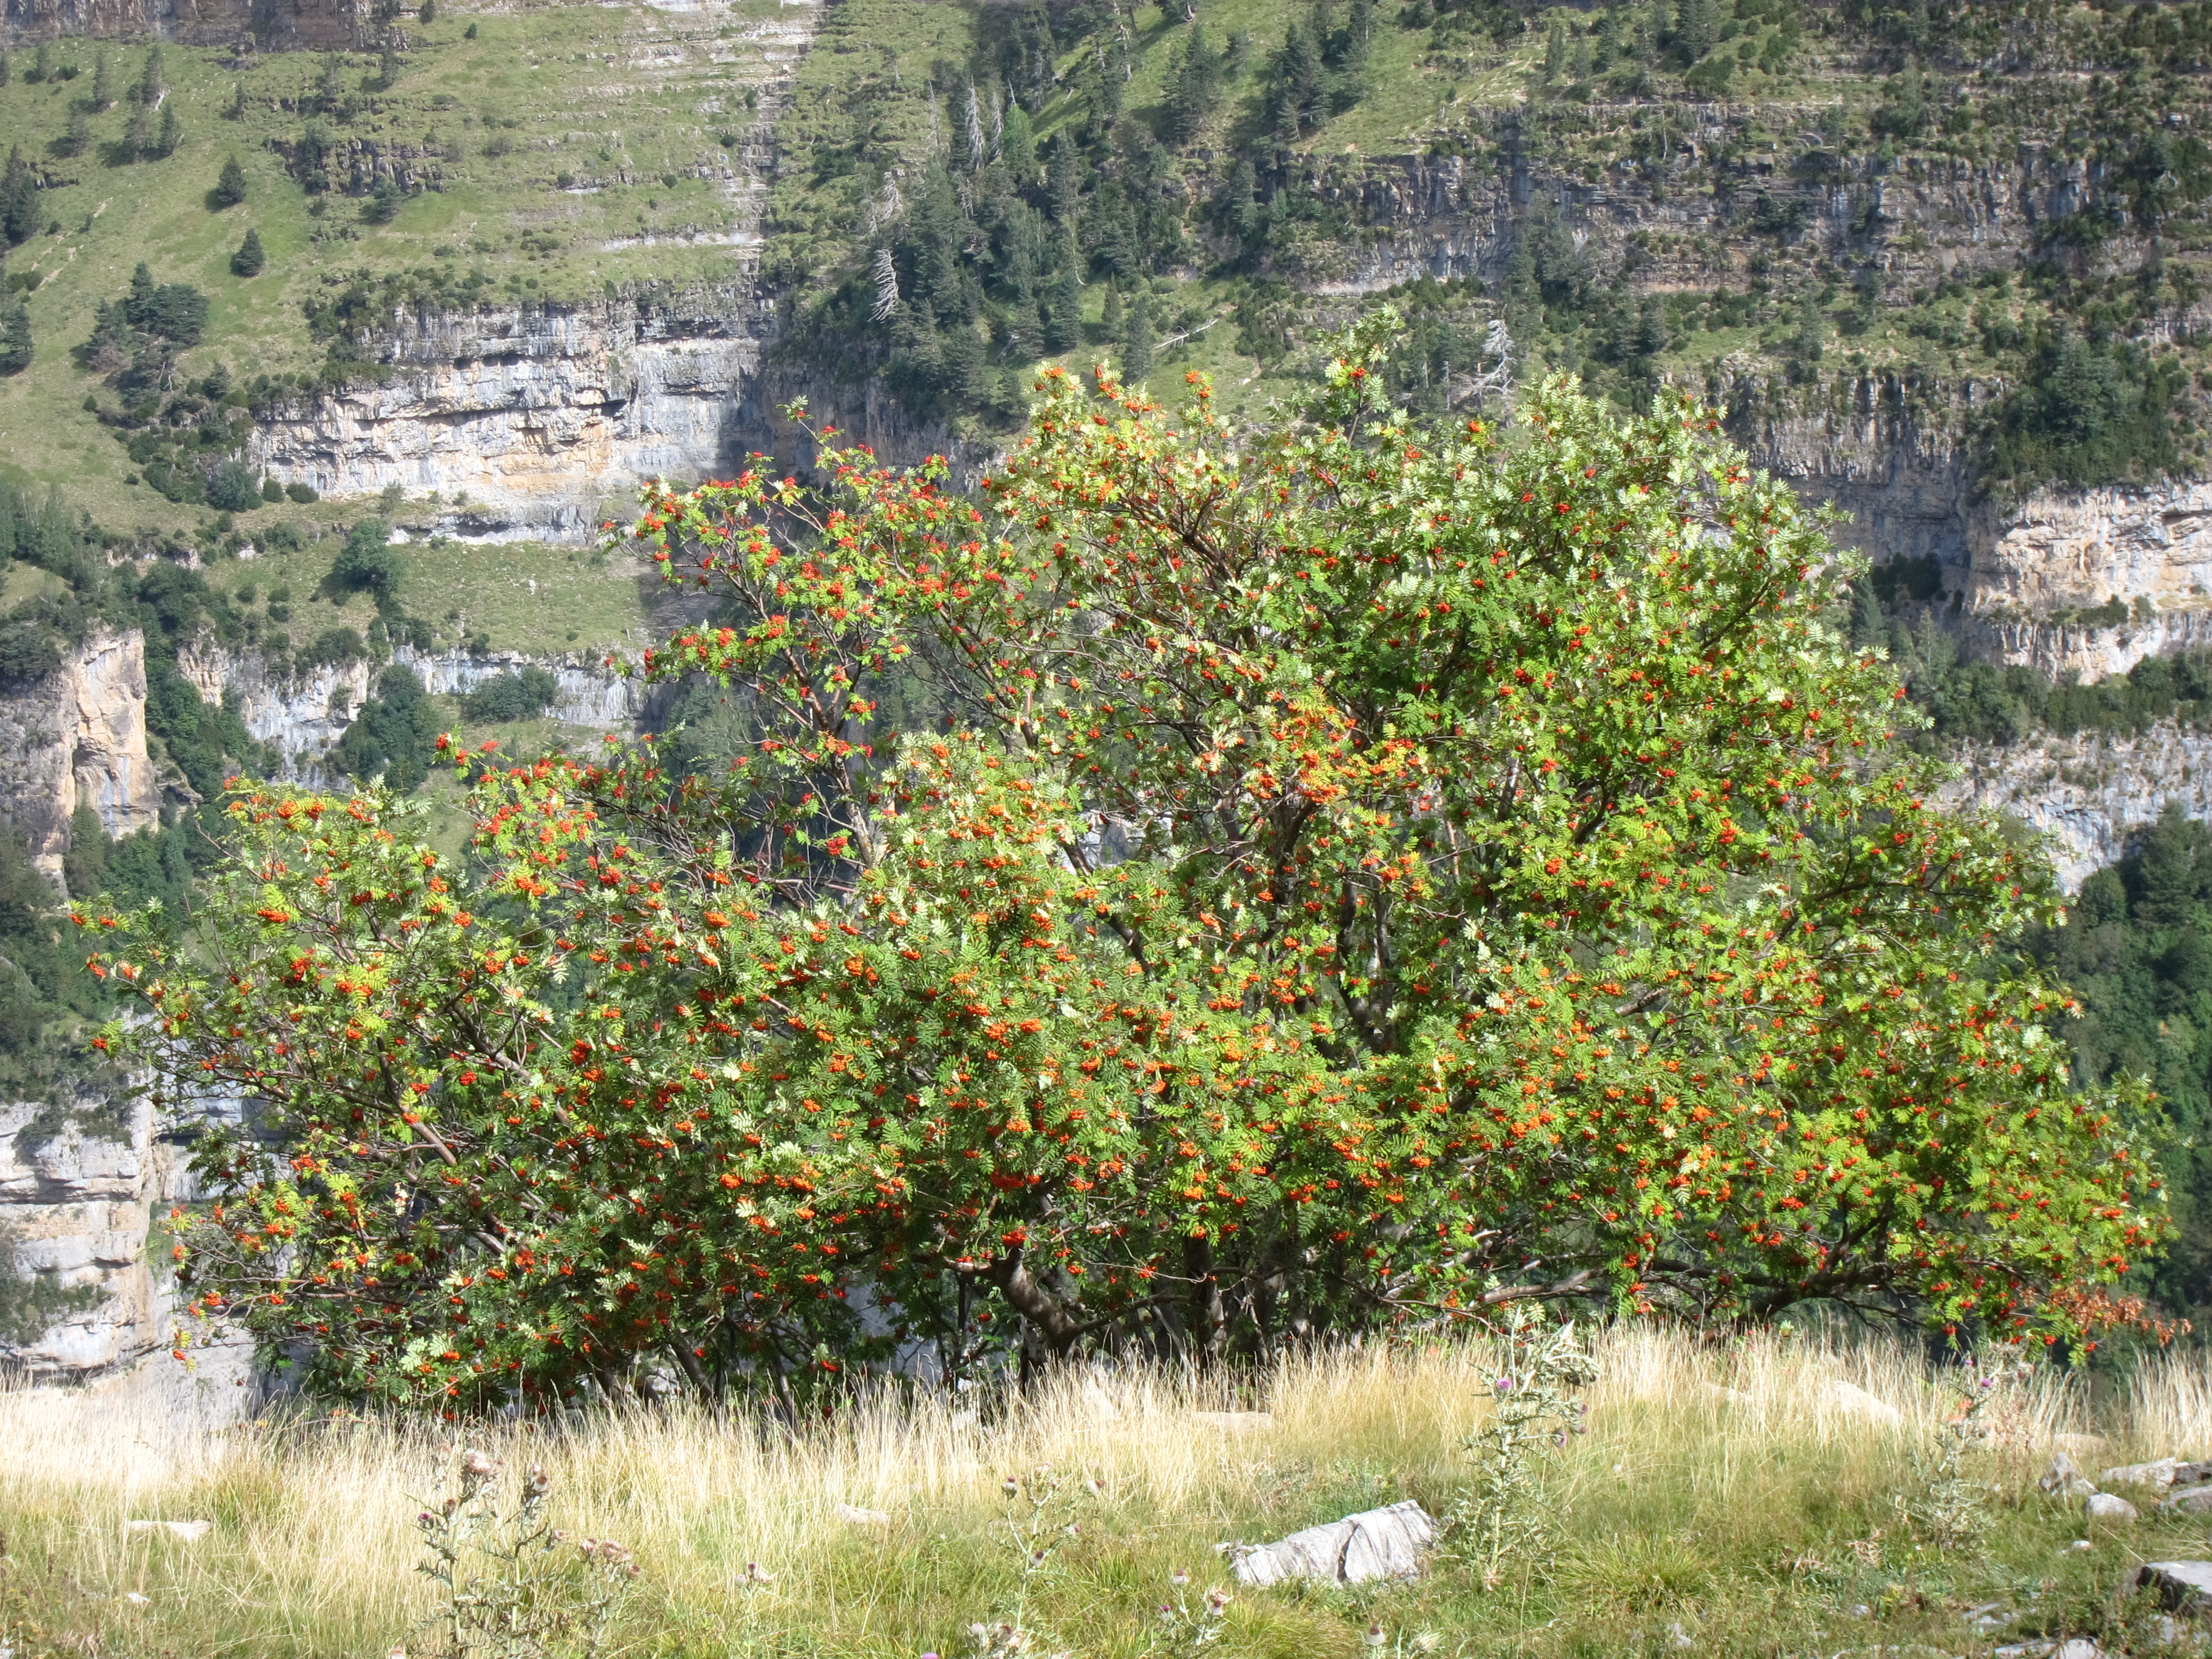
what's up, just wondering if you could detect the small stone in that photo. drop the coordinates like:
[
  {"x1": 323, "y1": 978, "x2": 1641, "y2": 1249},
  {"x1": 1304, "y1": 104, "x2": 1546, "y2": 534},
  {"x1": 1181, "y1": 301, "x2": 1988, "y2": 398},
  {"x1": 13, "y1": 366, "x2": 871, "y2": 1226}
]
[
  {"x1": 2040, "y1": 1453, "x2": 2100, "y2": 1500},
  {"x1": 1191, "y1": 1411, "x2": 1274, "y2": 1430},
  {"x1": 1665, "y1": 1621, "x2": 1694, "y2": 1648},
  {"x1": 834, "y1": 1503, "x2": 891, "y2": 1527},
  {"x1": 2086, "y1": 1493, "x2": 2139, "y2": 1523},
  {"x1": 2056, "y1": 1640, "x2": 2110, "y2": 1659},
  {"x1": 1825, "y1": 1379, "x2": 1902, "y2": 1425},
  {"x1": 125, "y1": 1519, "x2": 212, "y2": 1542},
  {"x1": 2133, "y1": 1562, "x2": 2212, "y2": 1612},
  {"x1": 2101, "y1": 1458, "x2": 2180, "y2": 1489}
]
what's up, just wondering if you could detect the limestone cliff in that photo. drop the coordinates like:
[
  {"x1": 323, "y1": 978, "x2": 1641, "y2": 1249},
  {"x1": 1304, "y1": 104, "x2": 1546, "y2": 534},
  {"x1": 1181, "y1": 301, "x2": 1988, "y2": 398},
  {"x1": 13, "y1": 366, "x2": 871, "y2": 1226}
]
[
  {"x1": 1942, "y1": 722, "x2": 2212, "y2": 891},
  {"x1": 250, "y1": 289, "x2": 776, "y2": 543},
  {"x1": 0, "y1": 628, "x2": 165, "y2": 889},
  {"x1": 178, "y1": 637, "x2": 648, "y2": 782}
]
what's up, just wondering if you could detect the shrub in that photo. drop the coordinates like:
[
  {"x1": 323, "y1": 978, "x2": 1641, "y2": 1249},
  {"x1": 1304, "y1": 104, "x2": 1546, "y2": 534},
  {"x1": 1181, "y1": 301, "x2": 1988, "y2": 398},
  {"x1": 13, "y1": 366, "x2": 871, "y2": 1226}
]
[
  {"x1": 461, "y1": 666, "x2": 559, "y2": 723},
  {"x1": 286, "y1": 480, "x2": 319, "y2": 504},
  {"x1": 101, "y1": 318, "x2": 2168, "y2": 1407},
  {"x1": 330, "y1": 518, "x2": 401, "y2": 602},
  {"x1": 205, "y1": 458, "x2": 260, "y2": 514}
]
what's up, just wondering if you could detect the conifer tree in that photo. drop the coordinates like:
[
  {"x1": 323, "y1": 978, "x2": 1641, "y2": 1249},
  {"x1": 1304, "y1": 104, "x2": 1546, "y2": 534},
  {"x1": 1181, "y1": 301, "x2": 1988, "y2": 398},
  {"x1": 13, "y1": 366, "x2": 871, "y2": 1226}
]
[
  {"x1": 213, "y1": 155, "x2": 248, "y2": 207},
  {"x1": 90, "y1": 46, "x2": 112, "y2": 110},
  {"x1": 1, "y1": 149, "x2": 38, "y2": 247},
  {"x1": 29, "y1": 42, "x2": 50, "y2": 84},
  {"x1": 230, "y1": 227, "x2": 265, "y2": 277},
  {"x1": 124, "y1": 101, "x2": 153, "y2": 161},
  {"x1": 1044, "y1": 265, "x2": 1082, "y2": 353},
  {"x1": 133, "y1": 44, "x2": 164, "y2": 109},
  {"x1": 0, "y1": 50, "x2": 12, "y2": 88},
  {"x1": 1123, "y1": 286, "x2": 1154, "y2": 379},
  {"x1": 1544, "y1": 19, "x2": 1566, "y2": 81},
  {"x1": 0, "y1": 297, "x2": 30, "y2": 376},
  {"x1": 156, "y1": 100, "x2": 181, "y2": 158}
]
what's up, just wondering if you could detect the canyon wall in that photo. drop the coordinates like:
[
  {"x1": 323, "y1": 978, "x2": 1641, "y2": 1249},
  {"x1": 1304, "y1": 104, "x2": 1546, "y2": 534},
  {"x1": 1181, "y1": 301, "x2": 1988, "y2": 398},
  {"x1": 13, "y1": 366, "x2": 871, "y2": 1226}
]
[
  {"x1": 0, "y1": 629, "x2": 165, "y2": 886},
  {"x1": 250, "y1": 289, "x2": 777, "y2": 545}
]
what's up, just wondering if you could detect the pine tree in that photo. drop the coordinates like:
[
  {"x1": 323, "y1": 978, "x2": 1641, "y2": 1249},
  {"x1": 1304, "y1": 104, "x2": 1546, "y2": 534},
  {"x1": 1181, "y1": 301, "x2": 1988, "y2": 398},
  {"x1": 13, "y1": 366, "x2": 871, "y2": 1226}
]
[
  {"x1": 0, "y1": 298, "x2": 30, "y2": 377},
  {"x1": 1123, "y1": 287, "x2": 1154, "y2": 380},
  {"x1": 124, "y1": 101, "x2": 153, "y2": 161},
  {"x1": 1264, "y1": 21, "x2": 1324, "y2": 138},
  {"x1": 1, "y1": 149, "x2": 38, "y2": 246},
  {"x1": 418, "y1": 0, "x2": 436, "y2": 19},
  {"x1": 1675, "y1": 0, "x2": 1715, "y2": 63},
  {"x1": 1544, "y1": 19, "x2": 1566, "y2": 82},
  {"x1": 1001, "y1": 104, "x2": 1036, "y2": 181},
  {"x1": 213, "y1": 155, "x2": 248, "y2": 208},
  {"x1": 1044, "y1": 266, "x2": 1082, "y2": 353},
  {"x1": 156, "y1": 101, "x2": 181, "y2": 158},
  {"x1": 133, "y1": 44, "x2": 164, "y2": 108},
  {"x1": 90, "y1": 46, "x2": 112, "y2": 110},
  {"x1": 0, "y1": 50, "x2": 12, "y2": 89},
  {"x1": 230, "y1": 227, "x2": 265, "y2": 277},
  {"x1": 1166, "y1": 24, "x2": 1222, "y2": 145},
  {"x1": 54, "y1": 107, "x2": 90, "y2": 159},
  {"x1": 29, "y1": 42, "x2": 50, "y2": 84}
]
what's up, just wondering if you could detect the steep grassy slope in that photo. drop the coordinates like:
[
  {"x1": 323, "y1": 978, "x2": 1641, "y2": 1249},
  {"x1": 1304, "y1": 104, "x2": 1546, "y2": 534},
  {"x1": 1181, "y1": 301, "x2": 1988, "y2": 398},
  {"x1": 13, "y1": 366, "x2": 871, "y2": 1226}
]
[{"x1": 0, "y1": 0, "x2": 799, "y2": 540}]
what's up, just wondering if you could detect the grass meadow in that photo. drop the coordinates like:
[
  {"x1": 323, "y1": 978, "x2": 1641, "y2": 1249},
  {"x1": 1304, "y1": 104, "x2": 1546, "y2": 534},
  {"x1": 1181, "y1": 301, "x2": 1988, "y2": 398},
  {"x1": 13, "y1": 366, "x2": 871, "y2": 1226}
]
[{"x1": 8, "y1": 1326, "x2": 2212, "y2": 1657}]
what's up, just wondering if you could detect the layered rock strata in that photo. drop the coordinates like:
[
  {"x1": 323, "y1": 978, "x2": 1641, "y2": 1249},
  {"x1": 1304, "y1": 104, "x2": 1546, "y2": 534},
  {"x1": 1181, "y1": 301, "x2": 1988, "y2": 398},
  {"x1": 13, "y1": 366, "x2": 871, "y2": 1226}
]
[{"x1": 0, "y1": 628, "x2": 164, "y2": 886}]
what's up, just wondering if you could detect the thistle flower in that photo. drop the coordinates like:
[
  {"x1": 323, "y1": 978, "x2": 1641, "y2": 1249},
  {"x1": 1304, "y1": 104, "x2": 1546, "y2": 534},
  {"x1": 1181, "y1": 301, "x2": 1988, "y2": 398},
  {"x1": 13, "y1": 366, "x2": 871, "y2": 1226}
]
[
  {"x1": 1364, "y1": 1622, "x2": 1387, "y2": 1648},
  {"x1": 1170, "y1": 1566, "x2": 1190, "y2": 1586}
]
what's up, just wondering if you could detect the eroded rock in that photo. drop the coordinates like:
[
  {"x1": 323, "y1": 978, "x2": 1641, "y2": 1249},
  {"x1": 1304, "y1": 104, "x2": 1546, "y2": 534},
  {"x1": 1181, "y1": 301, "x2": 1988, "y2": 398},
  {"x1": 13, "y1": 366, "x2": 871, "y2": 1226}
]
[{"x1": 1227, "y1": 1500, "x2": 1436, "y2": 1589}]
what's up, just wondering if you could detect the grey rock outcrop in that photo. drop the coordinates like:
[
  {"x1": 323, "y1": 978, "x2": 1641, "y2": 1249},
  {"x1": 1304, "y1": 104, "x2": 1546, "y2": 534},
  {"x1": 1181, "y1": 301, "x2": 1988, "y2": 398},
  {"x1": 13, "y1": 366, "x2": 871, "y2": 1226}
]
[
  {"x1": 0, "y1": 628, "x2": 164, "y2": 889},
  {"x1": 2132, "y1": 1561, "x2": 2212, "y2": 1610},
  {"x1": 1940, "y1": 723, "x2": 2212, "y2": 891},
  {"x1": 1227, "y1": 1500, "x2": 1436, "y2": 1588}
]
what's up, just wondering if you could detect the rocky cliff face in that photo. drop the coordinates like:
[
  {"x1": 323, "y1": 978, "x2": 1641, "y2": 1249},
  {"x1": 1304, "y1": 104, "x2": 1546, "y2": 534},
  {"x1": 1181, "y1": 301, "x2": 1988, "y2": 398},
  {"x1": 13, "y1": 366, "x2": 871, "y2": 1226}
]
[
  {"x1": 1941, "y1": 722, "x2": 2212, "y2": 891},
  {"x1": 177, "y1": 637, "x2": 649, "y2": 782},
  {"x1": 1, "y1": 0, "x2": 364, "y2": 48},
  {"x1": 251, "y1": 289, "x2": 777, "y2": 544},
  {"x1": 0, "y1": 628, "x2": 166, "y2": 888}
]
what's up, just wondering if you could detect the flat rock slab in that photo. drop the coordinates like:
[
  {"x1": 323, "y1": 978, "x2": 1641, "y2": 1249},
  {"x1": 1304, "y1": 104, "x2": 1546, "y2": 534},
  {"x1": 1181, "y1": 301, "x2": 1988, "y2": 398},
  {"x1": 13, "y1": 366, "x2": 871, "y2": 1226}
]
[
  {"x1": 2131, "y1": 1561, "x2": 2212, "y2": 1610},
  {"x1": 1228, "y1": 1500, "x2": 1436, "y2": 1589},
  {"x1": 2085, "y1": 1492, "x2": 2139, "y2": 1523},
  {"x1": 2163, "y1": 1487, "x2": 2212, "y2": 1515}
]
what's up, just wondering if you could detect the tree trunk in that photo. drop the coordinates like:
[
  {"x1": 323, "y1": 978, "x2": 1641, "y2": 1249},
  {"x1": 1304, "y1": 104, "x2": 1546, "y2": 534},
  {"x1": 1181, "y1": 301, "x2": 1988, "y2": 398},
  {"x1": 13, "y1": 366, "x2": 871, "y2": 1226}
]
[
  {"x1": 1185, "y1": 1232, "x2": 1226, "y2": 1364},
  {"x1": 983, "y1": 1244, "x2": 1086, "y2": 1358}
]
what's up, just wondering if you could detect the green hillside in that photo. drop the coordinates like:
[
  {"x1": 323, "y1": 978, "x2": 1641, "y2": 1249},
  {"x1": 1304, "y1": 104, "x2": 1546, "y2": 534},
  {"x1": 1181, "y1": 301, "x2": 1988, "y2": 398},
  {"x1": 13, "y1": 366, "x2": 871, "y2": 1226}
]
[{"x1": 0, "y1": 0, "x2": 789, "y2": 540}]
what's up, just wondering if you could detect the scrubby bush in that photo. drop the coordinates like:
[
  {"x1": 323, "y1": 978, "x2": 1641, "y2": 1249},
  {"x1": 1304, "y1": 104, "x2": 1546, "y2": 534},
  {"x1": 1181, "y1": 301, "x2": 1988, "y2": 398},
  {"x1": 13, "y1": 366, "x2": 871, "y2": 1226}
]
[
  {"x1": 330, "y1": 518, "x2": 402, "y2": 604},
  {"x1": 461, "y1": 666, "x2": 558, "y2": 724}
]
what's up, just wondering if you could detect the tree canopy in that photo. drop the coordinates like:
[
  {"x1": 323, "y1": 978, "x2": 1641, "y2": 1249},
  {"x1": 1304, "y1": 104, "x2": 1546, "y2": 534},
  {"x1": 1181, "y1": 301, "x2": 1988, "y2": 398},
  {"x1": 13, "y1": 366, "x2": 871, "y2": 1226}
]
[{"x1": 95, "y1": 315, "x2": 2168, "y2": 1409}]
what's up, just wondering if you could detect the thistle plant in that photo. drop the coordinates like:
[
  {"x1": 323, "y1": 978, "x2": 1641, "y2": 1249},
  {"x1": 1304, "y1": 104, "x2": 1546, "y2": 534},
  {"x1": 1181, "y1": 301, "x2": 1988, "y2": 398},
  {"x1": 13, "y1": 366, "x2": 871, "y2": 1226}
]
[
  {"x1": 413, "y1": 1449, "x2": 636, "y2": 1659},
  {"x1": 960, "y1": 1467, "x2": 1093, "y2": 1659},
  {"x1": 1444, "y1": 1302, "x2": 1597, "y2": 1590},
  {"x1": 1896, "y1": 1356, "x2": 2026, "y2": 1556},
  {"x1": 1148, "y1": 1565, "x2": 1232, "y2": 1655}
]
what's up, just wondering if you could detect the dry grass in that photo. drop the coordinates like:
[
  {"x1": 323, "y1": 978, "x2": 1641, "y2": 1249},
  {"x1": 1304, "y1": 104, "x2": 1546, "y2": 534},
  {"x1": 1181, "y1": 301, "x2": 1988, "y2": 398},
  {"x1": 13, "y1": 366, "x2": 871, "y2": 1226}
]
[{"x1": 2, "y1": 1327, "x2": 2206, "y2": 1657}]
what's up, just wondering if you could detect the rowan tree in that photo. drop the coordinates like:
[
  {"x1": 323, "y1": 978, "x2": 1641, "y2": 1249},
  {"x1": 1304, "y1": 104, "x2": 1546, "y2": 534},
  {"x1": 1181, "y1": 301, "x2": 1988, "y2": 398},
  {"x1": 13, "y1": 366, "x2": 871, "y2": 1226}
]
[{"x1": 95, "y1": 312, "x2": 2170, "y2": 1408}]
